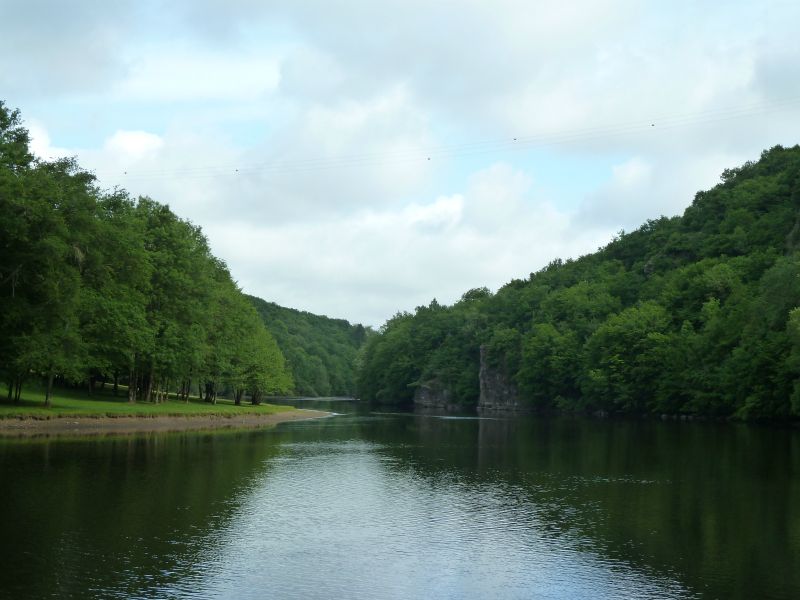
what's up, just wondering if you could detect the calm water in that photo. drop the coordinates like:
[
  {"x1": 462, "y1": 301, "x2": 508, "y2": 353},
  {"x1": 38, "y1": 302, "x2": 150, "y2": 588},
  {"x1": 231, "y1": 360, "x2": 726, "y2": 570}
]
[{"x1": 1, "y1": 400, "x2": 798, "y2": 599}]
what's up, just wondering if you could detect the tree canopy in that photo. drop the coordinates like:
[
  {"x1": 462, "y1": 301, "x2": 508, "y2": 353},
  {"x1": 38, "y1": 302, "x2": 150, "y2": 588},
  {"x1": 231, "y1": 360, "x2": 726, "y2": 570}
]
[
  {"x1": 0, "y1": 101, "x2": 292, "y2": 406},
  {"x1": 247, "y1": 295, "x2": 369, "y2": 397}
]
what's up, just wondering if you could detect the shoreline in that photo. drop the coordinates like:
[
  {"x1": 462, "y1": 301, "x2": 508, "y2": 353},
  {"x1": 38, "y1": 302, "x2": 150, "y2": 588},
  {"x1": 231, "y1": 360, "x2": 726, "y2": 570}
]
[{"x1": 0, "y1": 408, "x2": 332, "y2": 437}]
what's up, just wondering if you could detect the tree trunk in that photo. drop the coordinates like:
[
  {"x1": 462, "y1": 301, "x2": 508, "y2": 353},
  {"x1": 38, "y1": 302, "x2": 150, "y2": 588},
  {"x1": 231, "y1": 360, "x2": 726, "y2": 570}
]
[
  {"x1": 205, "y1": 382, "x2": 217, "y2": 405},
  {"x1": 6, "y1": 382, "x2": 11, "y2": 402},
  {"x1": 45, "y1": 371, "x2": 54, "y2": 408},
  {"x1": 14, "y1": 379, "x2": 22, "y2": 403},
  {"x1": 128, "y1": 367, "x2": 137, "y2": 403},
  {"x1": 145, "y1": 367, "x2": 154, "y2": 403},
  {"x1": 113, "y1": 373, "x2": 118, "y2": 397}
]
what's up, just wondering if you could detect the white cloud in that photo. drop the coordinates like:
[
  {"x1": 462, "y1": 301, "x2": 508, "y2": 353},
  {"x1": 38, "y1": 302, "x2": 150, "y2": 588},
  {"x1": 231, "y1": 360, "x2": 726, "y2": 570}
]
[
  {"x1": 0, "y1": 1, "x2": 135, "y2": 95},
  {"x1": 92, "y1": 85, "x2": 437, "y2": 225},
  {"x1": 4, "y1": 0, "x2": 799, "y2": 326},
  {"x1": 463, "y1": 164, "x2": 531, "y2": 230},
  {"x1": 279, "y1": 46, "x2": 348, "y2": 102},
  {"x1": 206, "y1": 163, "x2": 610, "y2": 325},
  {"x1": 114, "y1": 46, "x2": 281, "y2": 102},
  {"x1": 404, "y1": 195, "x2": 463, "y2": 232},
  {"x1": 27, "y1": 120, "x2": 73, "y2": 161},
  {"x1": 104, "y1": 131, "x2": 164, "y2": 161},
  {"x1": 577, "y1": 152, "x2": 749, "y2": 232},
  {"x1": 612, "y1": 157, "x2": 652, "y2": 188}
]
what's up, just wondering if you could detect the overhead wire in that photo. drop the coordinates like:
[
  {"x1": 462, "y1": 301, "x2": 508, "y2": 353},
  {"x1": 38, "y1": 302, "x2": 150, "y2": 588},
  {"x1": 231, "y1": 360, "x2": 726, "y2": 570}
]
[{"x1": 93, "y1": 95, "x2": 800, "y2": 182}]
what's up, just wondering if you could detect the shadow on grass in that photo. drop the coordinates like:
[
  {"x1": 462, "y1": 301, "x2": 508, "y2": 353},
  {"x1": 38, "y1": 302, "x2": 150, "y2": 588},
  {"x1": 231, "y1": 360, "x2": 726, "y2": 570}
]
[{"x1": 1, "y1": 383, "x2": 292, "y2": 418}]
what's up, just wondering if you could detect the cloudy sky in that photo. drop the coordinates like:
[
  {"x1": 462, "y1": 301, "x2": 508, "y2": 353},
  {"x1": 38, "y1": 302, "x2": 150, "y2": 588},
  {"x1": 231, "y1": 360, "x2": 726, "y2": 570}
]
[{"x1": 3, "y1": 0, "x2": 799, "y2": 325}]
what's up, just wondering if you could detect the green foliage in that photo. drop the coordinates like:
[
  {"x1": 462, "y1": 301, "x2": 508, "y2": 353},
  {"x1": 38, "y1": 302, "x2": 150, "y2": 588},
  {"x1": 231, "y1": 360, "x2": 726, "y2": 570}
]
[
  {"x1": 358, "y1": 294, "x2": 491, "y2": 406},
  {"x1": 518, "y1": 323, "x2": 579, "y2": 410},
  {"x1": 0, "y1": 102, "x2": 292, "y2": 406},
  {"x1": 247, "y1": 296, "x2": 367, "y2": 397},
  {"x1": 358, "y1": 144, "x2": 800, "y2": 420},
  {"x1": 357, "y1": 312, "x2": 418, "y2": 404},
  {"x1": 582, "y1": 302, "x2": 671, "y2": 412}
]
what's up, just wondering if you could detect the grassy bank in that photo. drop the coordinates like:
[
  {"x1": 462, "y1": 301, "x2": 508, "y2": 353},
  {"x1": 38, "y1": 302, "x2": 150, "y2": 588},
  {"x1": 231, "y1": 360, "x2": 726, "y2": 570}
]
[{"x1": 0, "y1": 385, "x2": 293, "y2": 419}]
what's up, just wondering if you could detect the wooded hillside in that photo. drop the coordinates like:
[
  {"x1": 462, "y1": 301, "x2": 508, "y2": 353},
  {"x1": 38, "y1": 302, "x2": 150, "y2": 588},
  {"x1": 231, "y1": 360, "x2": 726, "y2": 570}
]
[
  {"x1": 358, "y1": 146, "x2": 800, "y2": 420},
  {"x1": 248, "y1": 295, "x2": 368, "y2": 397}
]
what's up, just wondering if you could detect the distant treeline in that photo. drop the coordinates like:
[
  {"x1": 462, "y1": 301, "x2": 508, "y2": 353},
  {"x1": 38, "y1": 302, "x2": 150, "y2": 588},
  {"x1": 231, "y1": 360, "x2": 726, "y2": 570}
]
[
  {"x1": 248, "y1": 295, "x2": 369, "y2": 397},
  {"x1": 358, "y1": 145, "x2": 800, "y2": 420},
  {"x1": 0, "y1": 102, "x2": 293, "y2": 405}
]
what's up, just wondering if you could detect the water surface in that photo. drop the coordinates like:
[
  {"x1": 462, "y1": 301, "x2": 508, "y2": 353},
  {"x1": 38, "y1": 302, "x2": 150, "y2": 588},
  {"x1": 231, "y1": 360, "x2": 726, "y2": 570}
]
[{"x1": 1, "y1": 400, "x2": 798, "y2": 599}]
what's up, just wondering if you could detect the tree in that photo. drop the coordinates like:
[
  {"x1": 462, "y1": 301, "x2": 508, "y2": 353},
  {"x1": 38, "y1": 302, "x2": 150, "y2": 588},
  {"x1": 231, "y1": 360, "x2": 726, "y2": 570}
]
[{"x1": 0, "y1": 102, "x2": 296, "y2": 408}]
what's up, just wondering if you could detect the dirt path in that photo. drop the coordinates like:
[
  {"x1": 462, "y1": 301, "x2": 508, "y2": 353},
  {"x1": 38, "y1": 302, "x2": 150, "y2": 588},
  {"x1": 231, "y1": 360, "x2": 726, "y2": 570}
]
[{"x1": 0, "y1": 409, "x2": 332, "y2": 437}]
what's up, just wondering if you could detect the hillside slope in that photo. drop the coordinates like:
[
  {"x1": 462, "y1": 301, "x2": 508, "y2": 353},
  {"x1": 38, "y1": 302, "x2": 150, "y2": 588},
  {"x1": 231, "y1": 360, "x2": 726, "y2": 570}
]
[
  {"x1": 357, "y1": 145, "x2": 800, "y2": 420},
  {"x1": 248, "y1": 295, "x2": 369, "y2": 397}
]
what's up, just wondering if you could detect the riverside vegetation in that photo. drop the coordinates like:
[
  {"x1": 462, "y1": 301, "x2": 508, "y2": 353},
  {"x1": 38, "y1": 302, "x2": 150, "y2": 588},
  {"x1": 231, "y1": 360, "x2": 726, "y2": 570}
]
[
  {"x1": 248, "y1": 296, "x2": 369, "y2": 398},
  {"x1": 5, "y1": 96, "x2": 800, "y2": 422},
  {"x1": 0, "y1": 101, "x2": 363, "y2": 412},
  {"x1": 358, "y1": 145, "x2": 800, "y2": 420},
  {"x1": 0, "y1": 385, "x2": 292, "y2": 419}
]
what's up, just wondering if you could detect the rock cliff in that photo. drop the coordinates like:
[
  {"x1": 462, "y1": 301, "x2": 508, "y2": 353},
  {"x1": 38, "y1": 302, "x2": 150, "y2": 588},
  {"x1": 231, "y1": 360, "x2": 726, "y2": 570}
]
[
  {"x1": 413, "y1": 381, "x2": 455, "y2": 409},
  {"x1": 478, "y1": 345, "x2": 523, "y2": 411}
]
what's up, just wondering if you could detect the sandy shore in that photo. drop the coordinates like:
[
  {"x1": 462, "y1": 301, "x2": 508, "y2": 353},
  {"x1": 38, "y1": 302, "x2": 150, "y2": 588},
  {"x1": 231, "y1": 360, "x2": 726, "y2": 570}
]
[{"x1": 0, "y1": 409, "x2": 332, "y2": 437}]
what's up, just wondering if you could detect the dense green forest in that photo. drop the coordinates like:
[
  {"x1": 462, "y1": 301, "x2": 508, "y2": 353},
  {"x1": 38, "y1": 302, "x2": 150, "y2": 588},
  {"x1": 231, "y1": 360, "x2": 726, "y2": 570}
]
[
  {"x1": 358, "y1": 145, "x2": 800, "y2": 420},
  {"x1": 248, "y1": 295, "x2": 369, "y2": 397},
  {"x1": 0, "y1": 102, "x2": 293, "y2": 406}
]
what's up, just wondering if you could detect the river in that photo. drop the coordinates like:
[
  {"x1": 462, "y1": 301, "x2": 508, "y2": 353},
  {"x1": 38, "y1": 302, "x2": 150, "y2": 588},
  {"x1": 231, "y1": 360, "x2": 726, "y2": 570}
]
[{"x1": 1, "y1": 399, "x2": 798, "y2": 599}]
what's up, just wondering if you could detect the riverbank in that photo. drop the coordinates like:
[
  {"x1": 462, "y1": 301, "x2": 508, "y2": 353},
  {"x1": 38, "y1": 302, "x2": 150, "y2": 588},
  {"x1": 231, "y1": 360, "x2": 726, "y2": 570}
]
[
  {"x1": 0, "y1": 387, "x2": 331, "y2": 436},
  {"x1": 0, "y1": 409, "x2": 331, "y2": 437}
]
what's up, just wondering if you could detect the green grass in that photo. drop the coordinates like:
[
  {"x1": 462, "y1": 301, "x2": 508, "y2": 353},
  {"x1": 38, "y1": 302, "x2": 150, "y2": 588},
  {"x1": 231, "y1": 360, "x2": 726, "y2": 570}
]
[{"x1": 0, "y1": 385, "x2": 294, "y2": 419}]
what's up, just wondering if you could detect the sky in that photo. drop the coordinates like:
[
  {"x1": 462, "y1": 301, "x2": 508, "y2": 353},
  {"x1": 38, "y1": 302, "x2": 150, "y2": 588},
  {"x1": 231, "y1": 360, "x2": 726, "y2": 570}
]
[{"x1": 3, "y1": 0, "x2": 800, "y2": 326}]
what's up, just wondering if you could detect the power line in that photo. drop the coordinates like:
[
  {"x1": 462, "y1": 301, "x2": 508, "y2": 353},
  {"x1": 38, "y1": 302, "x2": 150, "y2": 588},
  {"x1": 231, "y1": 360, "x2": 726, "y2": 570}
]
[{"x1": 93, "y1": 95, "x2": 800, "y2": 182}]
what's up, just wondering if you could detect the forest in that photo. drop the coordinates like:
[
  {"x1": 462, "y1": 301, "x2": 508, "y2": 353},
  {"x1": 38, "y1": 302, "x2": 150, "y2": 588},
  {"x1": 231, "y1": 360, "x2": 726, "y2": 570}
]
[
  {"x1": 357, "y1": 145, "x2": 800, "y2": 420},
  {"x1": 0, "y1": 102, "x2": 293, "y2": 406},
  {"x1": 248, "y1": 296, "x2": 369, "y2": 397}
]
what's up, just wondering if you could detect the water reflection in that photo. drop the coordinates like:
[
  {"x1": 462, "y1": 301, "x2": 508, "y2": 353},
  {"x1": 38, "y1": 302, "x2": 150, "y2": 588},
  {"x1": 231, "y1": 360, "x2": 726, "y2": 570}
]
[
  {"x1": 167, "y1": 430, "x2": 695, "y2": 599},
  {"x1": 0, "y1": 431, "x2": 283, "y2": 599},
  {"x1": 1, "y1": 404, "x2": 798, "y2": 599}
]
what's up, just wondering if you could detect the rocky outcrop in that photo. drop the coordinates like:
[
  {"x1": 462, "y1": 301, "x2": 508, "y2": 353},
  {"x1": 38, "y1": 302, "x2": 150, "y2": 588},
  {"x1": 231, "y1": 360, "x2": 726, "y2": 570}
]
[
  {"x1": 478, "y1": 345, "x2": 524, "y2": 412},
  {"x1": 413, "y1": 380, "x2": 455, "y2": 410}
]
